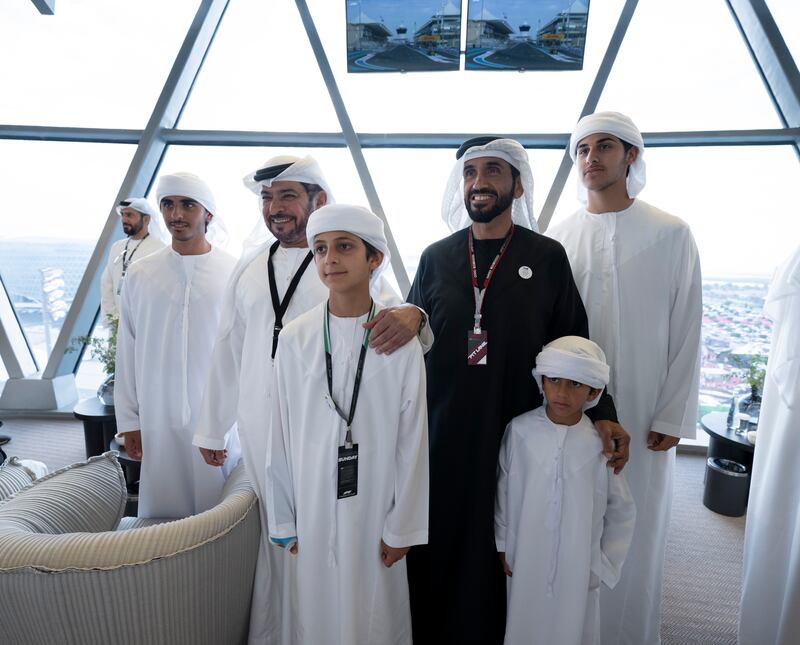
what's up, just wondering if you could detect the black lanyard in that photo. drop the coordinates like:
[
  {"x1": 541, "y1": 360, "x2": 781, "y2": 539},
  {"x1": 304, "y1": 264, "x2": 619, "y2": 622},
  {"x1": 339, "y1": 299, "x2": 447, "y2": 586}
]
[
  {"x1": 121, "y1": 232, "x2": 149, "y2": 278},
  {"x1": 467, "y1": 225, "x2": 514, "y2": 333},
  {"x1": 268, "y1": 240, "x2": 314, "y2": 359},
  {"x1": 323, "y1": 300, "x2": 375, "y2": 448}
]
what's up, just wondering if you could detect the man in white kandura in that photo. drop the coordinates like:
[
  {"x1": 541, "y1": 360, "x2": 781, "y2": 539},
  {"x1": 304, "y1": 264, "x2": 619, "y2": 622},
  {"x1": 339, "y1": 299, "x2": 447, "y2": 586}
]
[
  {"x1": 115, "y1": 172, "x2": 237, "y2": 519},
  {"x1": 100, "y1": 197, "x2": 164, "y2": 319},
  {"x1": 739, "y1": 244, "x2": 800, "y2": 645},
  {"x1": 266, "y1": 203, "x2": 429, "y2": 645},
  {"x1": 548, "y1": 111, "x2": 702, "y2": 645},
  {"x1": 192, "y1": 155, "x2": 431, "y2": 644}
]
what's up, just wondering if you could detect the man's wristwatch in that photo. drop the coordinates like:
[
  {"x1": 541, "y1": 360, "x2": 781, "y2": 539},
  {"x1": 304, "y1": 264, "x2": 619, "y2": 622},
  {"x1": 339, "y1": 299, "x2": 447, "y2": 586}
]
[{"x1": 416, "y1": 308, "x2": 428, "y2": 336}]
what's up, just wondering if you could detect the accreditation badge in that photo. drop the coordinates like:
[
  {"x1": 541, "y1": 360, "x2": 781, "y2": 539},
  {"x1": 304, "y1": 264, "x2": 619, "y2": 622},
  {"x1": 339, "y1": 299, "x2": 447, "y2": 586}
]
[
  {"x1": 337, "y1": 444, "x2": 359, "y2": 499},
  {"x1": 467, "y1": 330, "x2": 488, "y2": 366}
]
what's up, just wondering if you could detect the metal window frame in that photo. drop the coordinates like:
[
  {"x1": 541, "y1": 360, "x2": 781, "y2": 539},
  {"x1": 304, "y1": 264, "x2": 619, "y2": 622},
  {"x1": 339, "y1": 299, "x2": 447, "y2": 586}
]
[
  {"x1": 3, "y1": 125, "x2": 799, "y2": 149},
  {"x1": 725, "y1": 0, "x2": 800, "y2": 158},
  {"x1": 0, "y1": 273, "x2": 37, "y2": 378},
  {"x1": 1, "y1": 0, "x2": 798, "y2": 409}
]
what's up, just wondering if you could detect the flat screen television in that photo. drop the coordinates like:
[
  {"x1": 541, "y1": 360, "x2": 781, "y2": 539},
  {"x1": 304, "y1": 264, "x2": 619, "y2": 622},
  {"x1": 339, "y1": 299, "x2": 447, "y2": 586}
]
[
  {"x1": 465, "y1": 0, "x2": 590, "y2": 71},
  {"x1": 346, "y1": 0, "x2": 462, "y2": 73}
]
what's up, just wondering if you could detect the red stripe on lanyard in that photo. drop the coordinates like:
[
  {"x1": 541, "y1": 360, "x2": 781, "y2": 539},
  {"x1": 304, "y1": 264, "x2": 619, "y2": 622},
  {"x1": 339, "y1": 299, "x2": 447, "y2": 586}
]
[{"x1": 468, "y1": 224, "x2": 515, "y2": 333}]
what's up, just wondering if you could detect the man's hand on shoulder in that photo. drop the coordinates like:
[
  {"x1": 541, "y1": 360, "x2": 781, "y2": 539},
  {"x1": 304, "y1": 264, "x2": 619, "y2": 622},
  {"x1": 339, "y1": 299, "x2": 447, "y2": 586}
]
[
  {"x1": 593, "y1": 420, "x2": 630, "y2": 474},
  {"x1": 364, "y1": 304, "x2": 422, "y2": 355}
]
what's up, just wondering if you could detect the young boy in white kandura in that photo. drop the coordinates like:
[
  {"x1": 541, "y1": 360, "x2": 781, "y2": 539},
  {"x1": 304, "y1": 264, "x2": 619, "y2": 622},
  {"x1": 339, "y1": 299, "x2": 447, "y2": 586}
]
[
  {"x1": 265, "y1": 203, "x2": 429, "y2": 645},
  {"x1": 495, "y1": 335, "x2": 636, "y2": 645}
]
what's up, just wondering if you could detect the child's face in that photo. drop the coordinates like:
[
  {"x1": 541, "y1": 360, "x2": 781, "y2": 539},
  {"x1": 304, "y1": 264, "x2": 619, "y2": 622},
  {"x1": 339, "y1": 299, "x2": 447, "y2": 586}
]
[
  {"x1": 541, "y1": 376, "x2": 601, "y2": 425},
  {"x1": 312, "y1": 231, "x2": 383, "y2": 294}
]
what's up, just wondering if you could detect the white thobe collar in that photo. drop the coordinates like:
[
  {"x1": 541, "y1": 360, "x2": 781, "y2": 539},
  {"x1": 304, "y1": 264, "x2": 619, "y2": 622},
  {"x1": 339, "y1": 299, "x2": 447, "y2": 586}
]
[{"x1": 584, "y1": 198, "x2": 638, "y2": 218}]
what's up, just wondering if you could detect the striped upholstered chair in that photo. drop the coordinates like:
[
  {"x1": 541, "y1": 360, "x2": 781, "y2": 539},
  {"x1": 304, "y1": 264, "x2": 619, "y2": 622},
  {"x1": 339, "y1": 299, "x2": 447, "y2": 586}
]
[{"x1": 0, "y1": 452, "x2": 260, "y2": 645}]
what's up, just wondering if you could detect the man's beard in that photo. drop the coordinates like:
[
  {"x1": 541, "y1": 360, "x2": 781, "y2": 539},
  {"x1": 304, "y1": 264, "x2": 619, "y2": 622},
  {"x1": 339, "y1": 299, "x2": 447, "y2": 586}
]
[
  {"x1": 123, "y1": 220, "x2": 143, "y2": 237},
  {"x1": 267, "y1": 199, "x2": 314, "y2": 245},
  {"x1": 465, "y1": 187, "x2": 516, "y2": 224},
  {"x1": 272, "y1": 222, "x2": 307, "y2": 246}
]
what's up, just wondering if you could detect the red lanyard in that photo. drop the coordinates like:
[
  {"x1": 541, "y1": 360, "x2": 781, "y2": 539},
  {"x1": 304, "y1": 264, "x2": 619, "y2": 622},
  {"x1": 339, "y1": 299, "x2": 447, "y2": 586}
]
[{"x1": 467, "y1": 225, "x2": 514, "y2": 333}]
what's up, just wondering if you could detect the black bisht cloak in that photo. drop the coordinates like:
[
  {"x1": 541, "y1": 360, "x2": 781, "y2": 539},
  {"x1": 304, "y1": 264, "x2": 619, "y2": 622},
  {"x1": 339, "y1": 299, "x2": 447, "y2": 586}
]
[{"x1": 406, "y1": 225, "x2": 616, "y2": 645}]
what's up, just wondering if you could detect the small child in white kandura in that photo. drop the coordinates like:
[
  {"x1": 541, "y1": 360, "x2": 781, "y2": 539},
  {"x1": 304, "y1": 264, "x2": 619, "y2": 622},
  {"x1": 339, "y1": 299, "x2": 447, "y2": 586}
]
[{"x1": 495, "y1": 336, "x2": 636, "y2": 645}]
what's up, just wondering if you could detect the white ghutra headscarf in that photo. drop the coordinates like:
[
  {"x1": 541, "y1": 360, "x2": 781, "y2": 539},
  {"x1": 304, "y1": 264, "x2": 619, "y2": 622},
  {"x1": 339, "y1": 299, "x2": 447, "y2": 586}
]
[
  {"x1": 115, "y1": 196, "x2": 169, "y2": 243},
  {"x1": 442, "y1": 137, "x2": 538, "y2": 233},
  {"x1": 155, "y1": 172, "x2": 229, "y2": 248},
  {"x1": 570, "y1": 111, "x2": 647, "y2": 204},
  {"x1": 533, "y1": 336, "x2": 610, "y2": 411},
  {"x1": 241, "y1": 155, "x2": 334, "y2": 251}
]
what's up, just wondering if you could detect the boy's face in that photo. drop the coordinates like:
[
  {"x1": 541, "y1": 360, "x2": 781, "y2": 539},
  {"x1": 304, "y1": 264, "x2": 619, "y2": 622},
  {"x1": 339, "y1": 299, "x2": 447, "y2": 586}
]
[
  {"x1": 541, "y1": 376, "x2": 601, "y2": 426},
  {"x1": 312, "y1": 231, "x2": 383, "y2": 295}
]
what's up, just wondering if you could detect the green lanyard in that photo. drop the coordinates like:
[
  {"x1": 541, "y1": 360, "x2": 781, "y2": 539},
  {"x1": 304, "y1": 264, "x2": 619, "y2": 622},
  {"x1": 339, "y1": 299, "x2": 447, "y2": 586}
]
[{"x1": 323, "y1": 300, "x2": 376, "y2": 448}]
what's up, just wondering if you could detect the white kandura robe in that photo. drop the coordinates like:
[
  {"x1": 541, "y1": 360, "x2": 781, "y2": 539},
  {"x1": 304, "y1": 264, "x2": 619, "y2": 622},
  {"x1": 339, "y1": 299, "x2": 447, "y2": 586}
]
[
  {"x1": 739, "y1": 245, "x2": 800, "y2": 645},
  {"x1": 100, "y1": 235, "x2": 164, "y2": 319},
  {"x1": 115, "y1": 246, "x2": 236, "y2": 519},
  {"x1": 265, "y1": 302, "x2": 429, "y2": 645},
  {"x1": 548, "y1": 199, "x2": 702, "y2": 645},
  {"x1": 193, "y1": 242, "x2": 430, "y2": 644},
  {"x1": 496, "y1": 407, "x2": 636, "y2": 645}
]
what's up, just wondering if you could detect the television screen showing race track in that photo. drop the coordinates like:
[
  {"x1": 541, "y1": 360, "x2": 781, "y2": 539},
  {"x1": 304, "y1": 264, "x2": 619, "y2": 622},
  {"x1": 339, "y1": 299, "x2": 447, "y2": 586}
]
[
  {"x1": 465, "y1": 0, "x2": 590, "y2": 71},
  {"x1": 346, "y1": 1, "x2": 462, "y2": 73}
]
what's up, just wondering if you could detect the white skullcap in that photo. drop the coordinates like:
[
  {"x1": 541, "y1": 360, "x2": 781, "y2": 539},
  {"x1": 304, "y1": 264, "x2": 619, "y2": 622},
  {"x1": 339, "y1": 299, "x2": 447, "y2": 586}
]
[
  {"x1": 569, "y1": 111, "x2": 647, "y2": 203},
  {"x1": 115, "y1": 197, "x2": 158, "y2": 219},
  {"x1": 533, "y1": 336, "x2": 610, "y2": 411},
  {"x1": 155, "y1": 172, "x2": 228, "y2": 248},
  {"x1": 305, "y1": 204, "x2": 390, "y2": 281},
  {"x1": 442, "y1": 138, "x2": 538, "y2": 233}
]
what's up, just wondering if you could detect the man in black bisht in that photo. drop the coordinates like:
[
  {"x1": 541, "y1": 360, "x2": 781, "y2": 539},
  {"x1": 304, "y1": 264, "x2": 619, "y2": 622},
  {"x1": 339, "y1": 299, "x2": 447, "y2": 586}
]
[{"x1": 406, "y1": 137, "x2": 631, "y2": 644}]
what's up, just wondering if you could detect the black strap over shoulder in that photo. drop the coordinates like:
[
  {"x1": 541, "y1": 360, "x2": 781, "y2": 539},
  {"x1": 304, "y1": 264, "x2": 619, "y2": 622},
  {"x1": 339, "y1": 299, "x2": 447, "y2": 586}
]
[{"x1": 267, "y1": 240, "x2": 314, "y2": 359}]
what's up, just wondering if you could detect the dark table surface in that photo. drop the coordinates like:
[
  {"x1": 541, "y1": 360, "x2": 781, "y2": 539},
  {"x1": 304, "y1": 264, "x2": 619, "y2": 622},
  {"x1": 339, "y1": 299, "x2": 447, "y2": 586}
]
[
  {"x1": 701, "y1": 411, "x2": 755, "y2": 454},
  {"x1": 73, "y1": 397, "x2": 115, "y2": 421},
  {"x1": 73, "y1": 397, "x2": 117, "y2": 460}
]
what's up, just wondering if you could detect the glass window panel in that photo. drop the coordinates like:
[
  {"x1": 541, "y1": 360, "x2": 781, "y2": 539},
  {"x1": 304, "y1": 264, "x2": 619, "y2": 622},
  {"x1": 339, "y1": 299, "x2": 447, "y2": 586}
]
[
  {"x1": 363, "y1": 149, "x2": 452, "y2": 281},
  {"x1": 0, "y1": 140, "x2": 136, "y2": 368},
  {"x1": 74, "y1": 321, "x2": 110, "y2": 396},
  {"x1": 531, "y1": 149, "x2": 573, "y2": 223},
  {"x1": 310, "y1": 0, "x2": 628, "y2": 133},
  {"x1": 765, "y1": 0, "x2": 800, "y2": 66},
  {"x1": 546, "y1": 163, "x2": 581, "y2": 230},
  {"x1": 178, "y1": 0, "x2": 342, "y2": 131},
  {"x1": 0, "y1": 1, "x2": 199, "y2": 128},
  {"x1": 632, "y1": 146, "x2": 799, "y2": 278},
  {"x1": 597, "y1": 0, "x2": 782, "y2": 130},
  {"x1": 153, "y1": 146, "x2": 369, "y2": 257}
]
